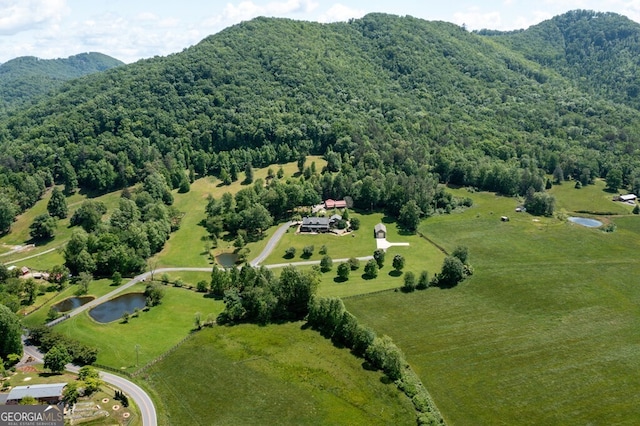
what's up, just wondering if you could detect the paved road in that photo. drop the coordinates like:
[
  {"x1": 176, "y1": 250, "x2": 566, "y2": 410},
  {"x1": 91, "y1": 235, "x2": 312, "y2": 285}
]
[
  {"x1": 21, "y1": 337, "x2": 158, "y2": 426},
  {"x1": 250, "y1": 221, "x2": 297, "y2": 267}
]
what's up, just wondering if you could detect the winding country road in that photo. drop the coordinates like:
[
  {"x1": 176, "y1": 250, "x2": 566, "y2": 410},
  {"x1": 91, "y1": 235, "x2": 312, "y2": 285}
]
[
  {"x1": 19, "y1": 219, "x2": 376, "y2": 426},
  {"x1": 21, "y1": 339, "x2": 157, "y2": 426}
]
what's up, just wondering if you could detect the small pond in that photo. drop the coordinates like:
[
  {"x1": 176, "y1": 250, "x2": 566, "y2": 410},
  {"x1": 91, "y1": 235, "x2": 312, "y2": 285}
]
[
  {"x1": 52, "y1": 296, "x2": 95, "y2": 313},
  {"x1": 89, "y1": 293, "x2": 147, "y2": 323},
  {"x1": 216, "y1": 252, "x2": 238, "y2": 268},
  {"x1": 568, "y1": 216, "x2": 603, "y2": 228}
]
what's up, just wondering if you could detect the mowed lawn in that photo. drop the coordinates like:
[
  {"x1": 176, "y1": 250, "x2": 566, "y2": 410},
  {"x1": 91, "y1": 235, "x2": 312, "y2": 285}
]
[
  {"x1": 54, "y1": 284, "x2": 224, "y2": 372},
  {"x1": 346, "y1": 188, "x2": 640, "y2": 425},
  {"x1": 143, "y1": 322, "x2": 415, "y2": 426}
]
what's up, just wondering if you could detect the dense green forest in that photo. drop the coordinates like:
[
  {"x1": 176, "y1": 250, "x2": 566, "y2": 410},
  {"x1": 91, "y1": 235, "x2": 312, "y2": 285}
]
[
  {"x1": 0, "y1": 52, "x2": 123, "y2": 113},
  {"x1": 480, "y1": 10, "x2": 640, "y2": 110},
  {"x1": 1, "y1": 11, "x2": 640, "y2": 235}
]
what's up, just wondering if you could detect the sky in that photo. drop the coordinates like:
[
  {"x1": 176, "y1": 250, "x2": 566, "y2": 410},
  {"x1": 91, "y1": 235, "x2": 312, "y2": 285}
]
[{"x1": 1, "y1": 0, "x2": 640, "y2": 64}]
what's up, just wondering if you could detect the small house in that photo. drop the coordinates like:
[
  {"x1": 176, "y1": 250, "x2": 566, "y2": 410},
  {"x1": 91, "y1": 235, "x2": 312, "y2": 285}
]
[
  {"x1": 300, "y1": 217, "x2": 330, "y2": 233},
  {"x1": 374, "y1": 223, "x2": 387, "y2": 239},
  {"x1": 6, "y1": 383, "x2": 67, "y2": 405},
  {"x1": 324, "y1": 199, "x2": 347, "y2": 210},
  {"x1": 20, "y1": 266, "x2": 30, "y2": 275}
]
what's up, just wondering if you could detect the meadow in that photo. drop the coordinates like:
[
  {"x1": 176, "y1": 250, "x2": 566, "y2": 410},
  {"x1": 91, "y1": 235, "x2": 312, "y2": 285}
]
[
  {"x1": 142, "y1": 322, "x2": 415, "y2": 426},
  {"x1": 346, "y1": 185, "x2": 640, "y2": 425}
]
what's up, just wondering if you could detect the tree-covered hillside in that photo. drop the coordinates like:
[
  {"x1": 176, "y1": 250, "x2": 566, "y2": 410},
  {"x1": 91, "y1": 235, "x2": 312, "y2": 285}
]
[
  {"x1": 481, "y1": 10, "x2": 640, "y2": 110},
  {"x1": 0, "y1": 52, "x2": 123, "y2": 112},
  {"x1": 1, "y1": 11, "x2": 640, "y2": 232}
]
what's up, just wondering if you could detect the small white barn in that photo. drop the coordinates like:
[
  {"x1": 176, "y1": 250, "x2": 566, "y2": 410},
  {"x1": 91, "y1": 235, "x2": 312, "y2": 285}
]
[
  {"x1": 374, "y1": 223, "x2": 387, "y2": 239},
  {"x1": 619, "y1": 194, "x2": 637, "y2": 203}
]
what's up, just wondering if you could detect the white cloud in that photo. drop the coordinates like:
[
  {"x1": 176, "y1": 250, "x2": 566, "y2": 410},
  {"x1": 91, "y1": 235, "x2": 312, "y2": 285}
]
[
  {"x1": 453, "y1": 9, "x2": 503, "y2": 30},
  {"x1": 0, "y1": 0, "x2": 68, "y2": 35},
  {"x1": 222, "y1": 0, "x2": 318, "y2": 22},
  {"x1": 318, "y1": 3, "x2": 366, "y2": 23}
]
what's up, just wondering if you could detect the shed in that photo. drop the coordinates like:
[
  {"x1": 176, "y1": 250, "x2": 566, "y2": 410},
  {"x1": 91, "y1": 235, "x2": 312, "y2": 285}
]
[
  {"x1": 6, "y1": 383, "x2": 67, "y2": 405},
  {"x1": 20, "y1": 266, "x2": 30, "y2": 275},
  {"x1": 619, "y1": 194, "x2": 637, "y2": 202},
  {"x1": 374, "y1": 223, "x2": 387, "y2": 239},
  {"x1": 501, "y1": 216, "x2": 509, "y2": 222}
]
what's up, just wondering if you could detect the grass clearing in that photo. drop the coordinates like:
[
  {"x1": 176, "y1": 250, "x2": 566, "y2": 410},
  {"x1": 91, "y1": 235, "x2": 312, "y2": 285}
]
[
  {"x1": 345, "y1": 187, "x2": 640, "y2": 425},
  {"x1": 142, "y1": 322, "x2": 415, "y2": 426},
  {"x1": 53, "y1": 284, "x2": 224, "y2": 372},
  {"x1": 549, "y1": 178, "x2": 632, "y2": 215}
]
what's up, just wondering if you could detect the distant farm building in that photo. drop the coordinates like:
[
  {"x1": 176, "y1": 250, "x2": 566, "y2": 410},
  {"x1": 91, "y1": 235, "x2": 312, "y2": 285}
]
[
  {"x1": 300, "y1": 217, "x2": 330, "y2": 233},
  {"x1": 501, "y1": 216, "x2": 510, "y2": 222},
  {"x1": 374, "y1": 223, "x2": 387, "y2": 239},
  {"x1": 618, "y1": 194, "x2": 637, "y2": 203},
  {"x1": 6, "y1": 383, "x2": 67, "y2": 405},
  {"x1": 20, "y1": 266, "x2": 29, "y2": 275},
  {"x1": 324, "y1": 199, "x2": 347, "y2": 209}
]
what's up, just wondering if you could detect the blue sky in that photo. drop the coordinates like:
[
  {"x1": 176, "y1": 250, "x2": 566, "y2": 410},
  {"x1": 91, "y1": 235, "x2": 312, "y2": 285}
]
[{"x1": 1, "y1": 0, "x2": 639, "y2": 63}]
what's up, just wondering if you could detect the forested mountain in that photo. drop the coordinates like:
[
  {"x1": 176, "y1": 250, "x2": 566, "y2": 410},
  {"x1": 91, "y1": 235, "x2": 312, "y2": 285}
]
[
  {"x1": 481, "y1": 10, "x2": 640, "y2": 110},
  {"x1": 2, "y1": 11, "x2": 640, "y2": 233},
  {"x1": 0, "y1": 52, "x2": 123, "y2": 112}
]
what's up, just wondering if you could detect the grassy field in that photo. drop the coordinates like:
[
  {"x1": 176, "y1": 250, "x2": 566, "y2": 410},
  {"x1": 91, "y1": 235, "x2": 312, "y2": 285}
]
[
  {"x1": 345, "y1": 186, "x2": 640, "y2": 425},
  {"x1": 142, "y1": 322, "x2": 415, "y2": 426},
  {"x1": 549, "y1": 178, "x2": 633, "y2": 215},
  {"x1": 54, "y1": 284, "x2": 224, "y2": 372}
]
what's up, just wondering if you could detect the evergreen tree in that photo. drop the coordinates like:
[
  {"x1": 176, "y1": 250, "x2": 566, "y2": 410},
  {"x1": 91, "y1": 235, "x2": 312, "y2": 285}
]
[{"x1": 47, "y1": 187, "x2": 68, "y2": 219}]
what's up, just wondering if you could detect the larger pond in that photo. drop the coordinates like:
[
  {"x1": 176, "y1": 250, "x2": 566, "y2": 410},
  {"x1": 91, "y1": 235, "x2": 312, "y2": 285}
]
[
  {"x1": 568, "y1": 216, "x2": 603, "y2": 228},
  {"x1": 52, "y1": 296, "x2": 94, "y2": 313},
  {"x1": 89, "y1": 293, "x2": 147, "y2": 323},
  {"x1": 216, "y1": 252, "x2": 238, "y2": 268}
]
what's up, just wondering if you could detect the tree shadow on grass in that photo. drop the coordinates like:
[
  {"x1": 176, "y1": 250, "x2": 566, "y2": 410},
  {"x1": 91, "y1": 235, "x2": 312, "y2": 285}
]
[
  {"x1": 333, "y1": 276, "x2": 348, "y2": 283},
  {"x1": 379, "y1": 375, "x2": 393, "y2": 385},
  {"x1": 388, "y1": 270, "x2": 402, "y2": 277},
  {"x1": 38, "y1": 372, "x2": 63, "y2": 378},
  {"x1": 361, "y1": 360, "x2": 377, "y2": 371},
  {"x1": 361, "y1": 274, "x2": 376, "y2": 280},
  {"x1": 381, "y1": 215, "x2": 395, "y2": 224}
]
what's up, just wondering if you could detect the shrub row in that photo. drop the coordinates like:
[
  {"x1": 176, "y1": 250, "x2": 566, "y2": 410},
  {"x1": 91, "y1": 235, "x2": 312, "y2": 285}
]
[{"x1": 307, "y1": 296, "x2": 445, "y2": 425}]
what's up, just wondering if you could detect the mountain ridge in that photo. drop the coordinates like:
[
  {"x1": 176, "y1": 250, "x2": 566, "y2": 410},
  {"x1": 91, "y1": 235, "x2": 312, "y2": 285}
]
[
  {"x1": 0, "y1": 52, "x2": 123, "y2": 112},
  {"x1": 1, "y1": 11, "x2": 640, "y2": 227}
]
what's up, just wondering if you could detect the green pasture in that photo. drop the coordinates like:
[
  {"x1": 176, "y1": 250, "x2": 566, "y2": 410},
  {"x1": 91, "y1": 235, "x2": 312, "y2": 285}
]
[
  {"x1": 143, "y1": 322, "x2": 415, "y2": 426},
  {"x1": 54, "y1": 284, "x2": 224, "y2": 372},
  {"x1": 548, "y1": 178, "x2": 633, "y2": 215},
  {"x1": 346, "y1": 188, "x2": 640, "y2": 425}
]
